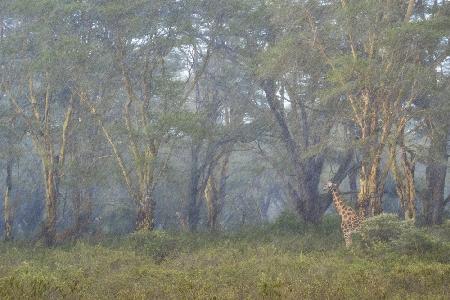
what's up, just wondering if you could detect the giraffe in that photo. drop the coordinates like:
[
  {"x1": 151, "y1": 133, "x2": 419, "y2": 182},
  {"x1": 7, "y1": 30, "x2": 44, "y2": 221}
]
[{"x1": 324, "y1": 181, "x2": 363, "y2": 247}]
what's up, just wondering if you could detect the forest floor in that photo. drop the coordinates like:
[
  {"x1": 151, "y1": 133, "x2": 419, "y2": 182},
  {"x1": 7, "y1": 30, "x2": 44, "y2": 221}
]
[{"x1": 0, "y1": 214, "x2": 449, "y2": 299}]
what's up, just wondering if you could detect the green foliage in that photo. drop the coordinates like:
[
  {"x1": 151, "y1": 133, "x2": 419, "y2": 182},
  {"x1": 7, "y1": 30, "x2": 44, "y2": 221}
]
[
  {"x1": 355, "y1": 213, "x2": 413, "y2": 246},
  {"x1": 353, "y1": 214, "x2": 450, "y2": 263},
  {"x1": 270, "y1": 211, "x2": 306, "y2": 233},
  {"x1": 391, "y1": 229, "x2": 446, "y2": 259}
]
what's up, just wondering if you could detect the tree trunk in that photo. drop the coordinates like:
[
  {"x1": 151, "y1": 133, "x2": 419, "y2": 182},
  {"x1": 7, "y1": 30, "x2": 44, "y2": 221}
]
[
  {"x1": 182, "y1": 143, "x2": 202, "y2": 231},
  {"x1": 136, "y1": 190, "x2": 155, "y2": 231},
  {"x1": 358, "y1": 147, "x2": 385, "y2": 218},
  {"x1": 348, "y1": 165, "x2": 358, "y2": 205},
  {"x1": 43, "y1": 157, "x2": 59, "y2": 246},
  {"x1": 73, "y1": 188, "x2": 93, "y2": 236},
  {"x1": 3, "y1": 159, "x2": 13, "y2": 241},
  {"x1": 288, "y1": 152, "x2": 353, "y2": 224},
  {"x1": 424, "y1": 124, "x2": 449, "y2": 225},
  {"x1": 204, "y1": 151, "x2": 231, "y2": 230},
  {"x1": 57, "y1": 188, "x2": 93, "y2": 241},
  {"x1": 262, "y1": 79, "x2": 323, "y2": 223},
  {"x1": 262, "y1": 78, "x2": 355, "y2": 223},
  {"x1": 404, "y1": 0, "x2": 416, "y2": 22},
  {"x1": 204, "y1": 175, "x2": 218, "y2": 230},
  {"x1": 392, "y1": 129, "x2": 416, "y2": 221},
  {"x1": 297, "y1": 162, "x2": 323, "y2": 224}
]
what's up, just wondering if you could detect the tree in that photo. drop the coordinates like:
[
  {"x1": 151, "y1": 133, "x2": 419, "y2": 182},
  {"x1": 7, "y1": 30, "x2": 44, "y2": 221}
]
[
  {"x1": 0, "y1": 1, "x2": 82, "y2": 245},
  {"x1": 226, "y1": 0, "x2": 354, "y2": 223},
  {"x1": 308, "y1": 0, "x2": 444, "y2": 218},
  {"x1": 76, "y1": 0, "x2": 216, "y2": 231}
]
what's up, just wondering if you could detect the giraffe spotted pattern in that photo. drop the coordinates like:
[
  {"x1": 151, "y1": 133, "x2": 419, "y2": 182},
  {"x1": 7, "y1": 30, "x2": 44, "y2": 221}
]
[{"x1": 325, "y1": 181, "x2": 363, "y2": 247}]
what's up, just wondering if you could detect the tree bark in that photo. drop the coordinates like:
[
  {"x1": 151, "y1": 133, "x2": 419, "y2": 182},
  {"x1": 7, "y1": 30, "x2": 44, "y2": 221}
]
[
  {"x1": 392, "y1": 123, "x2": 416, "y2": 221},
  {"x1": 182, "y1": 142, "x2": 202, "y2": 231},
  {"x1": 3, "y1": 158, "x2": 13, "y2": 241},
  {"x1": 424, "y1": 124, "x2": 449, "y2": 225},
  {"x1": 204, "y1": 174, "x2": 219, "y2": 230},
  {"x1": 42, "y1": 155, "x2": 60, "y2": 246},
  {"x1": 203, "y1": 150, "x2": 231, "y2": 231},
  {"x1": 72, "y1": 188, "x2": 90, "y2": 236},
  {"x1": 136, "y1": 190, "x2": 155, "y2": 231},
  {"x1": 348, "y1": 164, "x2": 358, "y2": 205},
  {"x1": 262, "y1": 78, "x2": 354, "y2": 223},
  {"x1": 404, "y1": 0, "x2": 416, "y2": 22}
]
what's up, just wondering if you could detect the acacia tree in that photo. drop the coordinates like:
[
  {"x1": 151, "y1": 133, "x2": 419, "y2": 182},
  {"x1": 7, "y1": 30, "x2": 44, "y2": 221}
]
[
  {"x1": 0, "y1": 112, "x2": 23, "y2": 241},
  {"x1": 1, "y1": 1, "x2": 80, "y2": 244},
  {"x1": 0, "y1": 131, "x2": 15, "y2": 241},
  {"x1": 76, "y1": 1, "x2": 215, "y2": 231},
  {"x1": 423, "y1": 79, "x2": 450, "y2": 224},
  {"x1": 305, "y1": 0, "x2": 442, "y2": 218},
  {"x1": 224, "y1": 1, "x2": 354, "y2": 223},
  {"x1": 0, "y1": 8, "x2": 17, "y2": 241},
  {"x1": 181, "y1": 76, "x2": 243, "y2": 231},
  {"x1": 177, "y1": 1, "x2": 260, "y2": 231},
  {"x1": 418, "y1": 2, "x2": 450, "y2": 225}
]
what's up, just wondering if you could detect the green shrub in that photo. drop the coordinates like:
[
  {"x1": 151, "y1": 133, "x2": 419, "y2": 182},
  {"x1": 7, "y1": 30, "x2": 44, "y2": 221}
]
[
  {"x1": 392, "y1": 229, "x2": 450, "y2": 263},
  {"x1": 392, "y1": 229, "x2": 437, "y2": 254},
  {"x1": 127, "y1": 230, "x2": 180, "y2": 262},
  {"x1": 353, "y1": 214, "x2": 450, "y2": 262},
  {"x1": 354, "y1": 213, "x2": 413, "y2": 249},
  {"x1": 270, "y1": 211, "x2": 307, "y2": 233}
]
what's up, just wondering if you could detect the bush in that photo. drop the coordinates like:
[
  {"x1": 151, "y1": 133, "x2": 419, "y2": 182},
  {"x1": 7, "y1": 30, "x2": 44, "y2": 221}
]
[
  {"x1": 270, "y1": 211, "x2": 307, "y2": 233},
  {"x1": 392, "y1": 229, "x2": 450, "y2": 263},
  {"x1": 354, "y1": 214, "x2": 450, "y2": 261},
  {"x1": 392, "y1": 229, "x2": 437, "y2": 254},
  {"x1": 354, "y1": 214, "x2": 413, "y2": 249},
  {"x1": 126, "y1": 230, "x2": 180, "y2": 262}
]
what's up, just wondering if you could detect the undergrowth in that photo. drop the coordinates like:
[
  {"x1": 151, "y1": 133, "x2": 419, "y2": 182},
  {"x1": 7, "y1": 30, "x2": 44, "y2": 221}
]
[{"x1": 0, "y1": 213, "x2": 449, "y2": 299}]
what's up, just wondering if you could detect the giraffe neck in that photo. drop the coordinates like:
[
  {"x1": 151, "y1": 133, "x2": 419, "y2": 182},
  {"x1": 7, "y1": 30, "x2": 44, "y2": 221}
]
[{"x1": 331, "y1": 189, "x2": 348, "y2": 217}]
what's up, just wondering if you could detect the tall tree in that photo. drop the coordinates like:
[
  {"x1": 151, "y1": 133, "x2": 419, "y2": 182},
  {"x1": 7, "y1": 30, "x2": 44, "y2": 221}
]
[
  {"x1": 0, "y1": 1, "x2": 86, "y2": 244},
  {"x1": 77, "y1": 1, "x2": 215, "y2": 231}
]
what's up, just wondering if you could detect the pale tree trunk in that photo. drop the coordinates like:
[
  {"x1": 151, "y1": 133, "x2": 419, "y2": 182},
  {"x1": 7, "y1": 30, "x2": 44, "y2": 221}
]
[
  {"x1": 204, "y1": 174, "x2": 219, "y2": 230},
  {"x1": 80, "y1": 89, "x2": 160, "y2": 232},
  {"x1": 135, "y1": 146, "x2": 158, "y2": 231},
  {"x1": 8, "y1": 79, "x2": 74, "y2": 245},
  {"x1": 136, "y1": 185, "x2": 156, "y2": 231},
  {"x1": 392, "y1": 123, "x2": 416, "y2": 221},
  {"x1": 358, "y1": 144, "x2": 395, "y2": 218},
  {"x1": 354, "y1": 93, "x2": 396, "y2": 218},
  {"x1": 42, "y1": 97, "x2": 73, "y2": 246},
  {"x1": 204, "y1": 151, "x2": 231, "y2": 231},
  {"x1": 404, "y1": 0, "x2": 416, "y2": 22},
  {"x1": 3, "y1": 158, "x2": 13, "y2": 241},
  {"x1": 357, "y1": 114, "x2": 383, "y2": 218},
  {"x1": 42, "y1": 155, "x2": 61, "y2": 246},
  {"x1": 6, "y1": 73, "x2": 75, "y2": 245},
  {"x1": 393, "y1": 149, "x2": 416, "y2": 221}
]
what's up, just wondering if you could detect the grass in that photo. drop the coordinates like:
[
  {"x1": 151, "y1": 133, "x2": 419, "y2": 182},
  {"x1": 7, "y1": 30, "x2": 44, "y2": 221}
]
[{"x1": 0, "y1": 214, "x2": 449, "y2": 299}]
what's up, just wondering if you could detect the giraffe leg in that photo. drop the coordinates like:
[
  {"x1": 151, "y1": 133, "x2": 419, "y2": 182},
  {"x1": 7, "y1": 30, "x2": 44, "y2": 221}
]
[{"x1": 344, "y1": 232, "x2": 352, "y2": 248}]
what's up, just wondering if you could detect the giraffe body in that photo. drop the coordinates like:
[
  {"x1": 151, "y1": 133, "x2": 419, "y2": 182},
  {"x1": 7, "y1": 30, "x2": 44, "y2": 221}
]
[{"x1": 326, "y1": 182, "x2": 362, "y2": 247}]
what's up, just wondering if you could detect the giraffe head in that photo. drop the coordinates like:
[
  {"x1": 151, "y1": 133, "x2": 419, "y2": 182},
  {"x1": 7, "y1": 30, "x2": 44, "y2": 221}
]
[{"x1": 323, "y1": 181, "x2": 338, "y2": 193}]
